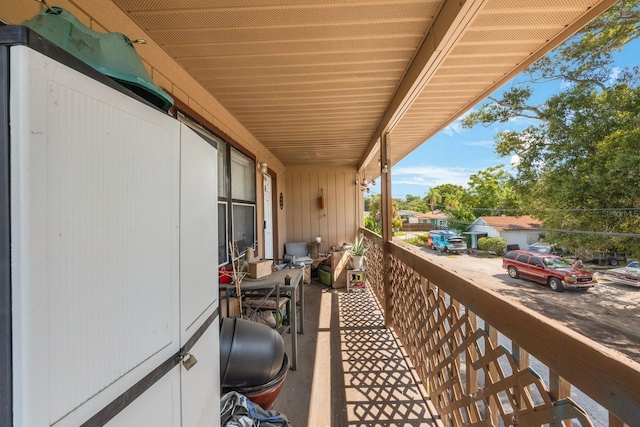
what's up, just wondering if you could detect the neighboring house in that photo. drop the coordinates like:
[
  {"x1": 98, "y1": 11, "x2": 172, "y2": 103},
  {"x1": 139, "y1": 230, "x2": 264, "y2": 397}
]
[
  {"x1": 466, "y1": 216, "x2": 542, "y2": 249},
  {"x1": 397, "y1": 210, "x2": 421, "y2": 224},
  {"x1": 416, "y1": 211, "x2": 449, "y2": 228}
]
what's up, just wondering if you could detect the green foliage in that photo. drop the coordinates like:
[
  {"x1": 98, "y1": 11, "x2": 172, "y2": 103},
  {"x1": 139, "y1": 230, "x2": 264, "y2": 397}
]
[
  {"x1": 364, "y1": 195, "x2": 372, "y2": 212},
  {"x1": 404, "y1": 234, "x2": 430, "y2": 247},
  {"x1": 460, "y1": 1, "x2": 640, "y2": 257},
  {"x1": 364, "y1": 215, "x2": 381, "y2": 234},
  {"x1": 478, "y1": 237, "x2": 507, "y2": 254},
  {"x1": 464, "y1": 165, "x2": 523, "y2": 217},
  {"x1": 392, "y1": 215, "x2": 404, "y2": 231},
  {"x1": 396, "y1": 194, "x2": 429, "y2": 213},
  {"x1": 350, "y1": 235, "x2": 368, "y2": 256},
  {"x1": 366, "y1": 194, "x2": 404, "y2": 234},
  {"x1": 424, "y1": 184, "x2": 466, "y2": 212}
]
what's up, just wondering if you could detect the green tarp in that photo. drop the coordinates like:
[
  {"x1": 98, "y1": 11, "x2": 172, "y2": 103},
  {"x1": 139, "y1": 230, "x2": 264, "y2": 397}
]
[{"x1": 22, "y1": 7, "x2": 173, "y2": 112}]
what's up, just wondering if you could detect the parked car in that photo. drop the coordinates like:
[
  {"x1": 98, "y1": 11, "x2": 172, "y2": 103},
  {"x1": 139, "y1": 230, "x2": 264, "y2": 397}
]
[
  {"x1": 603, "y1": 261, "x2": 640, "y2": 287},
  {"x1": 502, "y1": 250, "x2": 597, "y2": 292},
  {"x1": 428, "y1": 230, "x2": 467, "y2": 254},
  {"x1": 527, "y1": 242, "x2": 562, "y2": 255}
]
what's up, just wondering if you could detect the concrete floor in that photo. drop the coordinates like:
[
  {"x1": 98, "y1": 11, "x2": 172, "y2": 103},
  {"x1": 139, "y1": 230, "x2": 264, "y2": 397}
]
[{"x1": 273, "y1": 279, "x2": 439, "y2": 426}]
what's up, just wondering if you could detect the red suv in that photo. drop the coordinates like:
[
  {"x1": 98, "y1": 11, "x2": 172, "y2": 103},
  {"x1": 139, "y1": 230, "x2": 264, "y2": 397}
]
[{"x1": 502, "y1": 250, "x2": 597, "y2": 292}]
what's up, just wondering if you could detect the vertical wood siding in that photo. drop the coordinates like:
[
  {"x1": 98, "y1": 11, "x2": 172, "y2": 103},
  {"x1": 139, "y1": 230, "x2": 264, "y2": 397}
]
[{"x1": 285, "y1": 167, "x2": 360, "y2": 254}]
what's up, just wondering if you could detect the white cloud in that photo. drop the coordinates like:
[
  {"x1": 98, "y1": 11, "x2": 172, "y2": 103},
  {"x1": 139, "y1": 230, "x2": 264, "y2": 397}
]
[
  {"x1": 392, "y1": 165, "x2": 472, "y2": 187},
  {"x1": 465, "y1": 139, "x2": 494, "y2": 147},
  {"x1": 510, "y1": 154, "x2": 520, "y2": 166},
  {"x1": 442, "y1": 121, "x2": 462, "y2": 136},
  {"x1": 442, "y1": 109, "x2": 476, "y2": 136},
  {"x1": 609, "y1": 66, "x2": 621, "y2": 82}
]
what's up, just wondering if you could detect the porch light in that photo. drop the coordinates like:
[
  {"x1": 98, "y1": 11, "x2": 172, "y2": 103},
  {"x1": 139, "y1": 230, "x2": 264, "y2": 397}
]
[{"x1": 258, "y1": 162, "x2": 268, "y2": 174}]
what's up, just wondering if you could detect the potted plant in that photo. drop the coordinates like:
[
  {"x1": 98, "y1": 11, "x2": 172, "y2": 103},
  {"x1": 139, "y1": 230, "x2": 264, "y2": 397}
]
[{"x1": 349, "y1": 235, "x2": 368, "y2": 269}]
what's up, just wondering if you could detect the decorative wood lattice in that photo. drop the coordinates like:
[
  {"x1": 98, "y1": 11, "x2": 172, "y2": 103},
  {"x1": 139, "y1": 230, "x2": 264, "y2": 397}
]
[
  {"x1": 383, "y1": 252, "x2": 595, "y2": 427},
  {"x1": 362, "y1": 234, "x2": 384, "y2": 304}
]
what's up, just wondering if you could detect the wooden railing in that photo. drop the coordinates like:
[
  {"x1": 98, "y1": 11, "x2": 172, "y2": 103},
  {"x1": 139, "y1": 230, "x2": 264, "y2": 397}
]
[{"x1": 360, "y1": 227, "x2": 640, "y2": 427}]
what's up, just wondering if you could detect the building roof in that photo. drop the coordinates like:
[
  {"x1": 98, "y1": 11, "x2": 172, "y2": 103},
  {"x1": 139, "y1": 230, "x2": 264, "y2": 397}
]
[
  {"x1": 397, "y1": 210, "x2": 420, "y2": 217},
  {"x1": 416, "y1": 211, "x2": 448, "y2": 220},
  {"x1": 475, "y1": 216, "x2": 541, "y2": 232}
]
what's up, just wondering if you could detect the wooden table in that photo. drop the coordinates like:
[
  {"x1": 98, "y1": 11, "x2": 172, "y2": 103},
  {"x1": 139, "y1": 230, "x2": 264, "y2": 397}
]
[{"x1": 220, "y1": 267, "x2": 304, "y2": 370}]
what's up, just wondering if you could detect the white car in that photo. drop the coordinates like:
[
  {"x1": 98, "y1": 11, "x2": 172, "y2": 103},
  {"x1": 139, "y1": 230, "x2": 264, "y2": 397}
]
[{"x1": 604, "y1": 261, "x2": 640, "y2": 287}]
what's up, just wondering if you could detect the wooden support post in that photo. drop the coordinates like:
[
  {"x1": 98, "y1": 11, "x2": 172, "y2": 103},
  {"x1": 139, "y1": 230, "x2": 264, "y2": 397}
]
[
  {"x1": 549, "y1": 370, "x2": 572, "y2": 427},
  {"x1": 485, "y1": 323, "x2": 499, "y2": 425},
  {"x1": 609, "y1": 413, "x2": 629, "y2": 427},
  {"x1": 380, "y1": 133, "x2": 393, "y2": 328},
  {"x1": 512, "y1": 343, "x2": 530, "y2": 410}
]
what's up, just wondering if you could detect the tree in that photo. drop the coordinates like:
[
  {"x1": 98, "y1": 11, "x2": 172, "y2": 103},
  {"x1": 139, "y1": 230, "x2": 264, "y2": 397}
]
[
  {"x1": 366, "y1": 194, "x2": 402, "y2": 234},
  {"x1": 424, "y1": 184, "x2": 473, "y2": 229},
  {"x1": 424, "y1": 184, "x2": 466, "y2": 211},
  {"x1": 464, "y1": 165, "x2": 523, "y2": 217},
  {"x1": 397, "y1": 194, "x2": 428, "y2": 213},
  {"x1": 461, "y1": 1, "x2": 640, "y2": 255}
]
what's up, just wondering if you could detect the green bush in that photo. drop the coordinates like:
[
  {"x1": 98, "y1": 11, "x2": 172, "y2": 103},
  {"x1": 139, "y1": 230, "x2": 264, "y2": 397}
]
[
  {"x1": 364, "y1": 215, "x2": 381, "y2": 234},
  {"x1": 478, "y1": 237, "x2": 507, "y2": 254},
  {"x1": 405, "y1": 234, "x2": 429, "y2": 247}
]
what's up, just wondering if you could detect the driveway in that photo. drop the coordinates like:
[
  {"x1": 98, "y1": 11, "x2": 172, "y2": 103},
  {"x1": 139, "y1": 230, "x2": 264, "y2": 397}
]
[{"x1": 419, "y1": 247, "x2": 640, "y2": 362}]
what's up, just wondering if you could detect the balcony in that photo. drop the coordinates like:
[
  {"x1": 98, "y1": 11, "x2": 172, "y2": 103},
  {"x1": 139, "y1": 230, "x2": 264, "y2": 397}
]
[
  {"x1": 275, "y1": 228, "x2": 640, "y2": 426},
  {"x1": 4, "y1": 2, "x2": 638, "y2": 426}
]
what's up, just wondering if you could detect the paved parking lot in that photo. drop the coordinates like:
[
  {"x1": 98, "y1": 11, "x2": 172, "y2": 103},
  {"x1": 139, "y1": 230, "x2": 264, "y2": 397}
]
[{"x1": 418, "y1": 247, "x2": 640, "y2": 362}]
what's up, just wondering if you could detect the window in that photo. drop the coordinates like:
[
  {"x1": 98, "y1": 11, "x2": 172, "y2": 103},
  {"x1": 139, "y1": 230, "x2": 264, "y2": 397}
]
[
  {"x1": 232, "y1": 203, "x2": 255, "y2": 254},
  {"x1": 231, "y1": 148, "x2": 255, "y2": 202},
  {"x1": 530, "y1": 258, "x2": 543, "y2": 267},
  {"x1": 516, "y1": 254, "x2": 529, "y2": 263}
]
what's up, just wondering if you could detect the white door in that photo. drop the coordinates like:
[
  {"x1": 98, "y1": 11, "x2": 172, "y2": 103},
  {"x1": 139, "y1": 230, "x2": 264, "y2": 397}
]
[
  {"x1": 263, "y1": 174, "x2": 274, "y2": 259},
  {"x1": 179, "y1": 124, "x2": 220, "y2": 427}
]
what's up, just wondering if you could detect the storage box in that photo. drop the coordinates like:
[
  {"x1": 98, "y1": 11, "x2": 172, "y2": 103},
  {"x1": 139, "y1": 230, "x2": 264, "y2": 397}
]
[
  {"x1": 319, "y1": 269, "x2": 332, "y2": 286},
  {"x1": 248, "y1": 260, "x2": 272, "y2": 279}
]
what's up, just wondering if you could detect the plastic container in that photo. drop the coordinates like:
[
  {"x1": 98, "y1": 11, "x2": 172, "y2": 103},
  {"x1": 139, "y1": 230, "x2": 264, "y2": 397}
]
[
  {"x1": 225, "y1": 353, "x2": 290, "y2": 410},
  {"x1": 219, "y1": 317, "x2": 285, "y2": 388},
  {"x1": 319, "y1": 269, "x2": 332, "y2": 286}
]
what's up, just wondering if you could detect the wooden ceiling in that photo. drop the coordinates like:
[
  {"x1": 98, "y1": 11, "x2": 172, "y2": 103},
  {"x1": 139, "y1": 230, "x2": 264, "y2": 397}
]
[{"x1": 113, "y1": 0, "x2": 617, "y2": 177}]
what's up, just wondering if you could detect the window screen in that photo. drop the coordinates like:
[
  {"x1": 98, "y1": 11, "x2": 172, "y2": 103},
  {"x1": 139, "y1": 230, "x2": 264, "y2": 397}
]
[
  {"x1": 232, "y1": 203, "x2": 256, "y2": 255},
  {"x1": 230, "y1": 148, "x2": 255, "y2": 202}
]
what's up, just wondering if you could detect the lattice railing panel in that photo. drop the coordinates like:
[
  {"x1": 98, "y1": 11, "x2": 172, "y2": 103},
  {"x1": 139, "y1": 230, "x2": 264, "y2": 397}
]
[
  {"x1": 389, "y1": 254, "x2": 430, "y2": 387},
  {"x1": 387, "y1": 250, "x2": 595, "y2": 427},
  {"x1": 362, "y1": 233, "x2": 384, "y2": 305}
]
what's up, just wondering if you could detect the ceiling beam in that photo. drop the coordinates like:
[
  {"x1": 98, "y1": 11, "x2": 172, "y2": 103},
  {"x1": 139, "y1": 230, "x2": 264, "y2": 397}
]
[{"x1": 358, "y1": 0, "x2": 488, "y2": 172}]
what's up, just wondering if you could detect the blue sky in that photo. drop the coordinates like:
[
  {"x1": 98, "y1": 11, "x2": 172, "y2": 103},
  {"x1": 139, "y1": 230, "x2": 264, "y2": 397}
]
[{"x1": 370, "y1": 37, "x2": 639, "y2": 199}]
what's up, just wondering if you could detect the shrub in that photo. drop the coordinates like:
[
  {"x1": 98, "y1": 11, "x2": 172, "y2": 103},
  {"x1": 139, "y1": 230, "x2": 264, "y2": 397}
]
[
  {"x1": 364, "y1": 215, "x2": 381, "y2": 234},
  {"x1": 405, "y1": 234, "x2": 429, "y2": 247},
  {"x1": 478, "y1": 237, "x2": 507, "y2": 254}
]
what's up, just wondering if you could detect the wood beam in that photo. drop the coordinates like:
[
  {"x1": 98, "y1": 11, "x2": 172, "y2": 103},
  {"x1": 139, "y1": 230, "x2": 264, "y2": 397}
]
[
  {"x1": 358, "y1": 0, "x2": 488, "y2": 170},
  {"x1": 380, "y1": 133, "x2": 393, "y2": 328}
]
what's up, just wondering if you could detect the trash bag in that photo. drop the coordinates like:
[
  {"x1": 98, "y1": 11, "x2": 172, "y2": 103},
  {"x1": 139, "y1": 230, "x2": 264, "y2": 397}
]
[{"x1": 220, "y1": 391, "x2": 292, "y2": 427}]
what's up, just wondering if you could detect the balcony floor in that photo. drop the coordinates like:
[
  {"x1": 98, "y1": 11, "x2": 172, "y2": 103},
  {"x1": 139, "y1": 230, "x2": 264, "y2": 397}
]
[{"x1": 274, "y1": 279, "x2": 440, "y2": 426}]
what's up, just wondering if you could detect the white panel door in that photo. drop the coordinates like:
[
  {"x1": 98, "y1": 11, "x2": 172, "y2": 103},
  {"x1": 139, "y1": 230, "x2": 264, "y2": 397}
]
[
  {"x1": 106, "y1": 368, "x2": 181, "y2": 427},
  {"x1": 179, "y1": 124, "x2": 218, "y2": 343},
  {"x1": 10, "y1": 46, "x2": 181, "y2": 427},
  {"x1": 263, "y1": 174, "x2": 274, "y2": 259},
  {"x1": 180, "y1": 322, "x2": 220, "y2": 427},
  {"x1": 179, "y1": 124, "x2": 220, "y2": 427}
]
